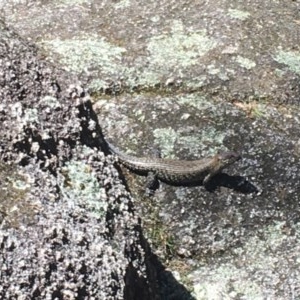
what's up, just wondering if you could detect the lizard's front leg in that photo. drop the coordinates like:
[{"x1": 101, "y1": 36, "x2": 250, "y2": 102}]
[{"x1": 145, "y1": 171, "x2": 159, "y2": 196}]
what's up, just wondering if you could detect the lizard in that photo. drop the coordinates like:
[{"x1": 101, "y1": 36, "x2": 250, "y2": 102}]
[{"x1": 106, "y1": 140, "x2": 241, "y2": 191}]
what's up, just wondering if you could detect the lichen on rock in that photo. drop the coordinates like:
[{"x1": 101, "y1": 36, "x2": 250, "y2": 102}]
[{"x1": 0, "y1": 20, "x2": 159, "y2": 300}]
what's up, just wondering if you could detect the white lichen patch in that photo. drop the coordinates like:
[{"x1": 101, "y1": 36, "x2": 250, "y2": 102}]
[
  {"x1": 11, "y1": 103, "x2": 39, "y2": 124},
  {"x1": 235, "y1": 55, "x2": 256, "y2": 69},
  {"x1": 10, "y1": 102, "x2": 23, "y2": 118},
  {"x1": 40, "y1": 96, "x2": 62, "y2": 109},
  {"x1": 24, "y1": 108, "x2": 39, "y2": 123},
  {"x1": 274, "y1": 50, "x2": 300, "y2": 75},
  {"x1": 39, "y1": 36, "x2": 126, "y2": 74},
  {"x1": 227, "y1": 9, "x2": 251, "y2": 20},
  {"x1": 147, "y1": 21, "x2": 217, "y2": 69}
]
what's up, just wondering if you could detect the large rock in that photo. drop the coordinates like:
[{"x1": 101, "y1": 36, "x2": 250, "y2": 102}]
[{"x1": 0, "y1": 20, "x2": 160, "y2": 300}]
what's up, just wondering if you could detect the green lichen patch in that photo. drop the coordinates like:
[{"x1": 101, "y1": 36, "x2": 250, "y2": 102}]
[
  {"x1": 188, "y1": 221, "x2": 300, "y2": 299},
  {"x1": 192, "y1": 264, "x2": 264, "y2": 299},
  {"x1": 153, "y1": 127, "x2": 178, "y2": 158},
  {"x1": 57, "y1": 0, "x2": 90, "y2": 5},
  {"x1": 147, "y1": 21, "x2": 217, "y2": 70},
  {"x1": 152, "y1": 124, "x2": 228, "y2": 158},
  {"x1": 0, "y1": 162, "x2": 34, "y2": 228},
  {"x1": 59, "y1": 159, "x2": 108, "y2": 218},
  {"x1": 114, "y1": 0, "x2": 131, "y2": 9},
  {"x1": 98, "y1": 92, "x2": 241, "y2": 160},
  {"x1": 178, "y1": 126, "x2": 226, "y2": 156},
  {"x1": 176, "y1": 94, "x2": 213, "y2": 111},
  {"x1": 227, "y1": 9, "x2": 251, "y2": 20},
  {"x1": 274, "y1": 50, "x2": 300, "y2": 75},
  {"x1": 235, "y1": 55, "x2": 256, "y2": 70},
  {"x1": 39, "y1": 36, "x2": 126, "y2": 74}
]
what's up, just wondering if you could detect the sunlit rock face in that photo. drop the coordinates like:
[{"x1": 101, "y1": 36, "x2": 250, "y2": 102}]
[{"x1": 0, "y1": 20, "x2": 159, "y2": 300}]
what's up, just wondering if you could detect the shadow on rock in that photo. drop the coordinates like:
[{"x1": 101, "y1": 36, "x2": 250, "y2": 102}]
[
  {"x1": 205, "y1": 173, "x2": 258, "y2": 194},
  {"x1": 124, "y1": 223, "x2": 196, "y2": 300}
]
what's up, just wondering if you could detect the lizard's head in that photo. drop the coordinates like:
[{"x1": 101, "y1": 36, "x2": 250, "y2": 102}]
[{"x1": 216, "y1": 151, "x2": 241, "y2": 169}]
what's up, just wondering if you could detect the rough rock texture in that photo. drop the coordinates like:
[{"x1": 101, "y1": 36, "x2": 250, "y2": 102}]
[
  {"x1": 1, "y1": 1, "x2": 300, "y2": 103},
  {"x1": 0, "y1": 20, "x2": 161, "y2": 300},
  {"x1": 2, "y1": 1, "x2": 300, "y2": 298}
]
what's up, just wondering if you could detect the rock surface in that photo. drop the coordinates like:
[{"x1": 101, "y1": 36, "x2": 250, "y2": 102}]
[
  {"x1": 0, "y1": 20, "x2": 164, "y2": 300},
  {"x1": 1, "y1": 1, "x2": 300, "y2": 299}
]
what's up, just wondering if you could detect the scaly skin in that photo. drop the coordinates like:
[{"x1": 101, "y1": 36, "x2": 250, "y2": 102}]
[{"x1": 107, "y1": 141, "x2": 241, "y2": 185}]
